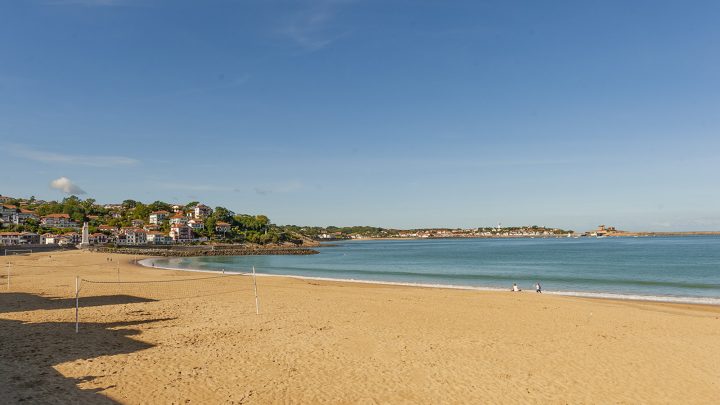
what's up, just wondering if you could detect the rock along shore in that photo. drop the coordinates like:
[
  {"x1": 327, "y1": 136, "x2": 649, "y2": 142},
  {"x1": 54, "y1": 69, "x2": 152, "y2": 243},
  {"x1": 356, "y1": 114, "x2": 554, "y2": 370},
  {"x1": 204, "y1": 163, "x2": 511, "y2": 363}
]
[{"x1": 90, "y1": 246, "x2": 319, "y2": 257}]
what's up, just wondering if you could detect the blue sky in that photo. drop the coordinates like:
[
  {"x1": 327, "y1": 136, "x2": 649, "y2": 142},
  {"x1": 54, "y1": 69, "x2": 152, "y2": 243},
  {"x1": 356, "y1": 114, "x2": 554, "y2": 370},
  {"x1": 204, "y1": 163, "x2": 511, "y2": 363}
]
[{"x1": 1, "y1": 0, "x2": 719, "y2": 231}]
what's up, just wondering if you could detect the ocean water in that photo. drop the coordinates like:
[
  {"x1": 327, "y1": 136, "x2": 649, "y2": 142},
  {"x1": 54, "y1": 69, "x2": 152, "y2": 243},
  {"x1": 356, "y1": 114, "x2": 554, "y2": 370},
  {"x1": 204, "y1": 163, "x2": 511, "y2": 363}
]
[{"x1": 146, "y1": 237, "x2": 720, "y2": 305}]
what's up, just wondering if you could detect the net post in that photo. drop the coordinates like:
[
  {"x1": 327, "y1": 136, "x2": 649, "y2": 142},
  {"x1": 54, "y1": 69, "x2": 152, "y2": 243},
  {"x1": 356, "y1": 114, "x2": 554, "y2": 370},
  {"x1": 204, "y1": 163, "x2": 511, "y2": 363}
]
[
  {"x1": 6, "y1": 261, "x2": 10, "y2": 291},
  {"x1": 252, "y1": 266, "x2": 260, "y2": 315},
  {"x1": 75, "y1": 276, "x2": 80, "y2": 333}
]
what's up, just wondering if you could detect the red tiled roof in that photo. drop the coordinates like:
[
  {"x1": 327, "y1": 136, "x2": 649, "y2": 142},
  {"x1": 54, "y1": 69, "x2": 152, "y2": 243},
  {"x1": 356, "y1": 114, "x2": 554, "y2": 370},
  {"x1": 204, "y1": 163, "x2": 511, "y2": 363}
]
[{"x1": 44, "y1": 213, "x2": 71, "y2": 218}]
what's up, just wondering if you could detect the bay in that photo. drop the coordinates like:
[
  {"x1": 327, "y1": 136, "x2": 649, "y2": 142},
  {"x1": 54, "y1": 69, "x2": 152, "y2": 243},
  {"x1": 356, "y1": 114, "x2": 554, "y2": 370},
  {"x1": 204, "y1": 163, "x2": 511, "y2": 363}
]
[{"x1": 146, "y1": 236, "x2": 720, "y2": 305}]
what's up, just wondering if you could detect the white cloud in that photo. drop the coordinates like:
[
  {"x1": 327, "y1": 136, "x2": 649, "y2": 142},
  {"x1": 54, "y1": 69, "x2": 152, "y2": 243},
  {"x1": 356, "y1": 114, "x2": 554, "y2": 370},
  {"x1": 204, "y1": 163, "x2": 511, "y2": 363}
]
[
  {"x1": 50, "y1": 177, "x2": 86, "y2": 195},
  {"x1": 9, "y1": 145, "x2": 139, "y2": 167},
  {"x1": 278, "y1": 1, "x2": 352, "y2": 51}
]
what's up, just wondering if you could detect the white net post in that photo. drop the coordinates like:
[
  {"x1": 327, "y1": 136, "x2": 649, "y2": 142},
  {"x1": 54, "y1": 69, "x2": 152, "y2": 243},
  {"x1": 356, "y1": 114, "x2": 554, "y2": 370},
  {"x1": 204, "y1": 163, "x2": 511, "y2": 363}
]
[
  {"x1": 252, "y1": 266, "x2": 260, "y2": 315},
  {"x1": 75, "y1": 276, "x2": 80, "y2": 333},
  {"x1": 6, "y1": 261, "x2": 10, "y2": 291}
]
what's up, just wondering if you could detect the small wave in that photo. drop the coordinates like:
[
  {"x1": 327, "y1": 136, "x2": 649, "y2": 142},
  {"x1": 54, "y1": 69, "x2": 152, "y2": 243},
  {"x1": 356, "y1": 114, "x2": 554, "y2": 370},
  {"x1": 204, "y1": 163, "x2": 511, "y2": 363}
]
[
  {"x1": 545, "y1": 290, "x2": 720, "y2": 306},
  {"x1": 139, "y1": 258, "x2": 720, "y2": 306}
]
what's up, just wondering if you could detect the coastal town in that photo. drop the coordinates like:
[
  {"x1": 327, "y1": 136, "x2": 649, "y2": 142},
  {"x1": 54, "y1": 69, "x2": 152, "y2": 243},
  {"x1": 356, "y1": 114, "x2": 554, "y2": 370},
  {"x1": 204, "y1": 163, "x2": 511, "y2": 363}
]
[
  {"x1": 1, "y1": 193, "x2": 579, "y2": 248},
  {"x1": 1, "y1": 193, "x2": 704, "y2": 248}
]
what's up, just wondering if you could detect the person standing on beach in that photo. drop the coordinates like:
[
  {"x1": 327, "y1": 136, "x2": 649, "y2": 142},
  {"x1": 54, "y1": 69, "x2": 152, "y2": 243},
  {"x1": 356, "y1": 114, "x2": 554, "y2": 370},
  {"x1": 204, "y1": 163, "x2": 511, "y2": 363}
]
[{"x1": 535, "y1": 282, "x2": 542, "y2": 293}]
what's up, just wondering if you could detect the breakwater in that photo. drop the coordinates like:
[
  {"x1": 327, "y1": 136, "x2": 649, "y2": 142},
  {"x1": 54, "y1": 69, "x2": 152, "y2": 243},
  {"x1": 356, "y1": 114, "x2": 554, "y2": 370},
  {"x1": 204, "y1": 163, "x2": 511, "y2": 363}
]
[{"x1": 91, "y1": 246, "x2": 319, "y2": 257}]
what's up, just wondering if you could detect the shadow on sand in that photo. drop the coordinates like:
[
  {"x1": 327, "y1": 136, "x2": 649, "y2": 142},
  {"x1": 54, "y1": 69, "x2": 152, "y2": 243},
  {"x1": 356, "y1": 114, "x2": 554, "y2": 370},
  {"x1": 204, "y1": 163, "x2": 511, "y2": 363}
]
[
  {"x1": 0, "y1": 292, "x2": 156, "y2": 314},
  {"x1": 0, "y1": 292, "x2": 172, "y2": 403}
]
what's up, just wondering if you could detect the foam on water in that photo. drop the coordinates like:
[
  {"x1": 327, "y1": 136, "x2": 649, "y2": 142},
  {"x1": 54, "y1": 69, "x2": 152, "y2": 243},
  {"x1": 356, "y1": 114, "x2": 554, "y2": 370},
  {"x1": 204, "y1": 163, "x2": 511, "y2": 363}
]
[{"x1": 140, "y1": 255, "x2": 720, "y2": 306}]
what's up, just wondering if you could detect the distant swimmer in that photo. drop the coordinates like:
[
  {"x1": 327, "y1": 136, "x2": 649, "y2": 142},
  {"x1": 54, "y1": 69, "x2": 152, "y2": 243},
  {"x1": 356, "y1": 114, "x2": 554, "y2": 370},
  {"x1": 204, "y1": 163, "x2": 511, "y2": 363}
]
[
  {"x1": 512, "y1": 283, "x2": 521, "y2": 292},
  {"x1": 535, "y1": 282, "x2": 542, "y2": 293}
]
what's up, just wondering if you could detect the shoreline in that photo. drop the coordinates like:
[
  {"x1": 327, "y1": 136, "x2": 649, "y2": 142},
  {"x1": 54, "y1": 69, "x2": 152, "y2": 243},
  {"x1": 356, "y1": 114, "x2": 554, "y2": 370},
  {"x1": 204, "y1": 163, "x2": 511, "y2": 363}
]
[
  {"x1": 92, "y1": 245, "x2": 319, "y2": 257},
  {"x1": 138, "y1": 257, "x2": 720, "y2": 307}
]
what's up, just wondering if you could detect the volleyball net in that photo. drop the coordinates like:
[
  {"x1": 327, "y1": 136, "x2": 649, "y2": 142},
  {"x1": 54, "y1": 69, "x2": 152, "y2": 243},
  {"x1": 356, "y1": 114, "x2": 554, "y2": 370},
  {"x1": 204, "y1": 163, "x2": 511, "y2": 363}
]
[
  {"x1": 78, "y1": 273, "x2": 254, "y2": 301},
  {"x1": 2, "y1": 257, "x2": 262, "y2": 332},
  {"x1": 73, "y1": 272, "x2": 261, "y2": 332}
]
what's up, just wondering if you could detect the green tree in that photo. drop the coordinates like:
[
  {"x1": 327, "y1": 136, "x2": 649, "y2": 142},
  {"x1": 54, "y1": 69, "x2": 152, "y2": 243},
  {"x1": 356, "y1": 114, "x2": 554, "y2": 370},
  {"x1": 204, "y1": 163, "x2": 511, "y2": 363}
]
[
  {"x1": 148, "y1": 201, "x2": 172, "y2": 212},
  {"x1": 122, "y1": 199, "x2": 138, "y2": 209},
  {"x1": 132, "y1": 203, "x2": 151, "y2": 220}
]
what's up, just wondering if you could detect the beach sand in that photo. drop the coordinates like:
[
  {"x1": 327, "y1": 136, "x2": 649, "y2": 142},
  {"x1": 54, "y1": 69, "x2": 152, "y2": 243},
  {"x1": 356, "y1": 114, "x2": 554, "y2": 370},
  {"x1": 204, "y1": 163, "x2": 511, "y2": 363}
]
[{"x1": 1, "y1": 250, "x2": 719, "y2": 404}]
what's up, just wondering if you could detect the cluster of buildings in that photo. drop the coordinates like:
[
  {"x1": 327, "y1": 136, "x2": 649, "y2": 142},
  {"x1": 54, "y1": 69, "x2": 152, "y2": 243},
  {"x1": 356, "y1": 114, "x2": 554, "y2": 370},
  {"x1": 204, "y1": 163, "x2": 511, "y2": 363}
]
[
  {"x1": 385, "y1": 227, "x2": 569, "y2": 239},
  {"x1": 317, "y1": 226, "x2": 572, "y2": 240},
  {"x1": 0, "y1": 200, "x2": 233, "y2": 247},
  {"x1": 0, "y1": 203, "x2": 40, "y2": 226},
  {"x1": 583, "y1": 224, "x2": 620, "y2": 237}
]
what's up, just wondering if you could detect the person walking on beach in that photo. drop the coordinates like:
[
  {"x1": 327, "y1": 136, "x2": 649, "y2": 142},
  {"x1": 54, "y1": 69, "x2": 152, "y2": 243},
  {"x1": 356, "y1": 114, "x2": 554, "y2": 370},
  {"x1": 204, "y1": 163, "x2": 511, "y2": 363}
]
[{"x1": 535, "y1": 282, "x2": 542, "y2": 293}]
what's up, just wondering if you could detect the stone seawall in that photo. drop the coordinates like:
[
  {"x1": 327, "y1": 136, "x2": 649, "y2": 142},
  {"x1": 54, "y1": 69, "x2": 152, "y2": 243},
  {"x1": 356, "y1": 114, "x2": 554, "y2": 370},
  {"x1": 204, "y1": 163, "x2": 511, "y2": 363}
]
[{"x1": 90, "y1": 246, "x2": 319, "y2": 257}]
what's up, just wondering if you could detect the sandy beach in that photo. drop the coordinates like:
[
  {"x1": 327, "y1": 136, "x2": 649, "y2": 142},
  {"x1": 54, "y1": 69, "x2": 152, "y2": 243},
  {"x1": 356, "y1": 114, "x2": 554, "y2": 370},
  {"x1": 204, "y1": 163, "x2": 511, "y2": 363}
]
[{"x1": 1, "y1": 250, "x2": 719, "y2": 404}]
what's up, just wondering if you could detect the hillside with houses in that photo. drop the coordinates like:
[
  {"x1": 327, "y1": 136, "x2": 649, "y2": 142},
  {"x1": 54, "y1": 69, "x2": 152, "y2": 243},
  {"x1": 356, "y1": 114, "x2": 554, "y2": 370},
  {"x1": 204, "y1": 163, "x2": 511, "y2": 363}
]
[{"x1": 0, "y1": 194, "x2": 302, "y2": 248}]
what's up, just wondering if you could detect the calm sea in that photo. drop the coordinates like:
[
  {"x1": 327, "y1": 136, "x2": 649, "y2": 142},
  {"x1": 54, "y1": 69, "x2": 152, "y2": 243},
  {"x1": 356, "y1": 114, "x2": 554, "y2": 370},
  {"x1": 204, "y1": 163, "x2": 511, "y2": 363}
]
[{"x1": 146, "y1": 237, "x2": 720, "y2": 305}]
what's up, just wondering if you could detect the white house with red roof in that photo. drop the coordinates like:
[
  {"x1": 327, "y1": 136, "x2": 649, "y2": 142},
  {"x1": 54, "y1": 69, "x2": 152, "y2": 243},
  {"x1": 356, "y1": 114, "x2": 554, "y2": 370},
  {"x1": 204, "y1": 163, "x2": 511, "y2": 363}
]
[
  {"x1": 170, "y1": 223, "x2": 193, "y2": 242},
  {"x1": 0, "y1": 232, "x2": 22, "y2": 245},
  {"x1": 194, "y1": 204, "x2": 212, "y2": 219},
  {"x1": 149, "y1": 210, "x2": 170, "y2": 224},
  {"x1": 89, "y1": 233, "x2": 108, "y2": 245},
  {"x1": 41, "y1": 213, "x2": 77, "y2": 228},
  {"x1": 0, "y1": 232, "x2": 40, "y2": 245},
  {"x1": 119, "y1": 228, "x2": 147, "y2": 245},
  {"x1": 14, "y1": 209, "x2": 38, "y2": 224},
  {"x1": 187, "y1": 219, "x2": 205, "y2": 230},
  {"x1": 147, "y1": 231, "x2": 172, "y2": 245},
  {"x1": 170, "y1": 212, "x2": 188, "y2": 225},
  {"x1": 0, "y1": 204, "x2": 18, "y2": 223},
  {"x1": 98, "y1": 225, "x2": 118, "y2": 234}
]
